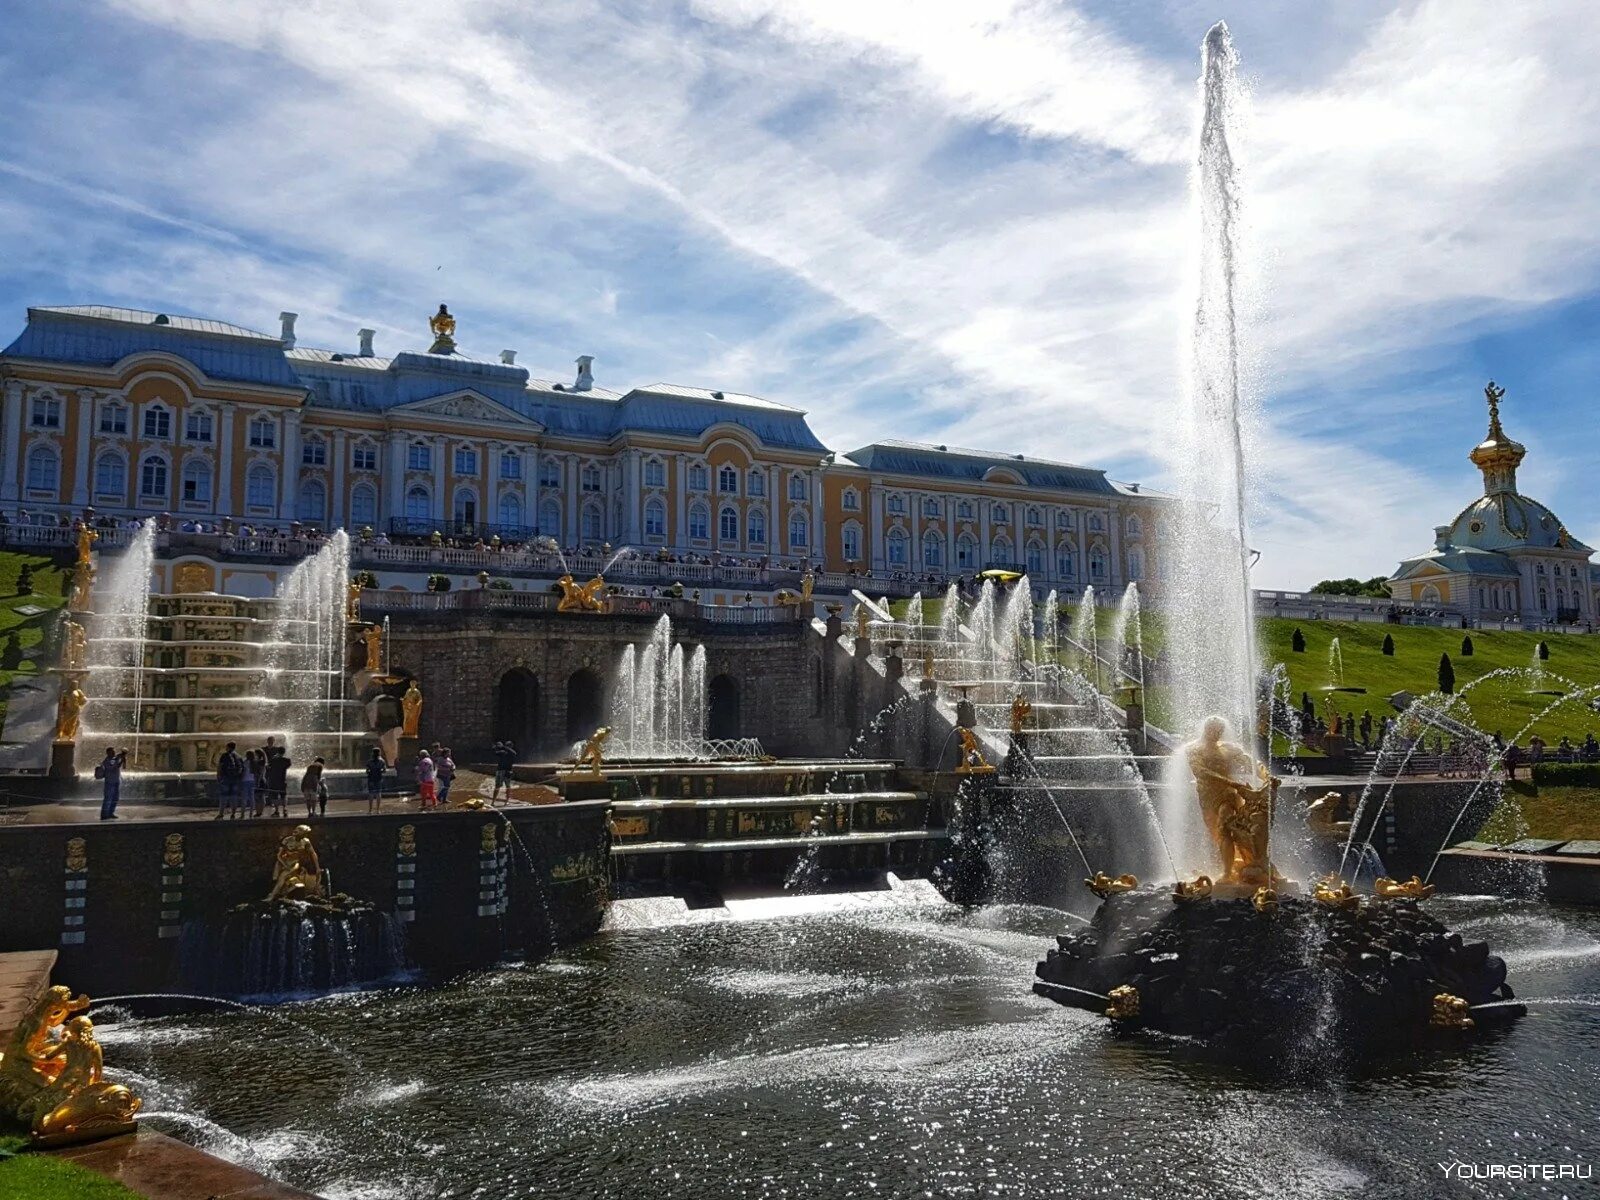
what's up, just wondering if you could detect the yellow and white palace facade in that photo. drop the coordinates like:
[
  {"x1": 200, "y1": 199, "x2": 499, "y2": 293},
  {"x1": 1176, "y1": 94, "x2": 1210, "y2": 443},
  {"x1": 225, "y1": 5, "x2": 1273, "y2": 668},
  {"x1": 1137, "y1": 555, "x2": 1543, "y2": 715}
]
[{"x1": 0, "y1": 305, "x2": 1166, "y2": 596}]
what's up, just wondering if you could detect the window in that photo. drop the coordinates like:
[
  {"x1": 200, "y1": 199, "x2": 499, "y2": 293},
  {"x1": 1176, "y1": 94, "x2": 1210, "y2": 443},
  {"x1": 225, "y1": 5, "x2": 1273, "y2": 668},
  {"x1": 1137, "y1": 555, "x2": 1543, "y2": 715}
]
[
  {"x1": 957, "y1": 535, "x2": 977, "y2": 569},
  {"x1": 688, "y1": 463, "x2": 709, "y2": 491},
  {"x1": 30, "y1": 396, "x2": 61, "y2": 429},
  {"x1": 887, "y1": 494, "x2": 905, "y2": 515},
  {"x1": 500, "y1": 451, "x2": 522, "y2": 480},
  {"x1": 297, "y1": 479, "x2": 326, "y2": 522},
  {"x1": 887, "y1": 527, "x2": 908, "y2": 566},
  {"x1": 748, "y1": 469, "x2": 765, "y2": 497},
  {"x1": 842, "y1": 488, "x2": 860, "y2": 512},
  {"x1": 94, "y1": 452, "x2": 125, "y2": 496},
  {"x1": 582, "y1": 503, "x2": 604, "y2": 540},
  {"x1": 539, "y1": 498, "x2": 560, "y2": 533},
  {"x1": 992, "y1": 535, "x2": 1014, "y2": 565},
  {"x1": 1059, "y1": 509, "x2": 1075, "y2": 528},
  {"x1": 139, "y1": 454, "x2": 167, "y2": 498},
  {"x1": 1056, "y1": 548, "x2": 1075, "y2": 579},
  {"x1": 718, "y1": 465, "x2": 739, "y2": 494},
  {"x1": 788, "y1": 474, "x2": 807, "y2": 502},
  {"x1": 407, "y1": 442, "x2": 432, "y2": 471},
  {"x1": 247, "y1": 464, "x2": 275, "y2": 509},
  {"x1": 185, "y1": 411, "x2": 213, "y2": 443},
  {"x1": 957, "y1": 500, "x2": 974, "y2": 520},
  {"x1": 352, "y1": 443, "x2": 378, "y2": 472},
  {"x1": 1026, "y1": 542, "x2": 1044, "y2": 575},
  {"x1": 842, "y1": 523, "x2": 861, "y2": 562},
  {"x1": 350, "y1": 484, "x2": 377, "y2": 527},
  {"x1": 645, "y1": 499, "x2": 666, "y2": 538},
  {"x1": 453, "y1": 489, "x2": 477, "y2": 526},
  {"x1": 405, "y1": 486, "x2": 430, "y2": 522},
  {"x1": 1128, "y1": 549, "x2": 1144, "y2": 580},
  {"x1": 581, "y1": 464, "x2": 602, "y2": 493},
  {"x1": 539, "y1": 460, "x2": 561, "y2": 489},
  {"x1": 1026, "y1": 506, "x2": 1042, "y2": 526},
  {"x1": 923, "y1": 531, "x2": 943, "y2": 568},
  {"x1": 788, "y1": 512, "x2": 807, "y2": 548},
  {"x1": 181, "y1": 459, "x2": 212, "y2": 504},
  {"x1": 689, "y1": 503, "x2": 709, "y2": 541},
  {"x1": 923, "y1": 497, "x2": 941, "y2": 519},
  {"x1": 644, "y1": 459, "x2": 665, "y2": 488},
  {"x1": 1127, "y1": 515, "x2": 1143, "y2": 538},
  {"x1": 142, "y1": 405, "x2": 171, "y2": 439},
  {"x1": 25, "y1": 445, "x2": 58, "y2": 492},
  {"x1": 454, "y1": 447, "x2": 477, "y2": 476},
  {"x1": 247, "y1": 416, "x2": 275, "y2": 448},
  {"x1": 748, "y1": 509, "x2": 767, "y2": 546},
  {"x1": 1090, "y1": 547, "x2": 1107, "y2": 579},
  {"x1": 301, "y1": 435, "x2": 326, "y2": 466},
  {"x1": 497, "y1": 493, "x2": 523, "y2": 529},
  {"x1": 992, "y1": 503, "x2": 1010, "y2": 524},
  {"x1": 1088, "y1": 513, "x2": 1104, "y2": 532},
  {"x1": 99, "y1": 403, "x2": 128, "y2": 435},
  {"x1": 719, "y1": 505, "x2": 739, "y2": 542}
]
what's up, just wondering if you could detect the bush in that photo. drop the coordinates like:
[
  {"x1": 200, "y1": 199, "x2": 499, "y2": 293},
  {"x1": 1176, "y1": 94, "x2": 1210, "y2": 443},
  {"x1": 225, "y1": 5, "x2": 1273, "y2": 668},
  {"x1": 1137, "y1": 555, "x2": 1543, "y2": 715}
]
[
  {"x1": 1382, "y1": 633, "x2": 1395, "y2": 656},
  {"x1": 1461, "y1": 635, "x2": 1474, "y2": 657},
  {"x1": 1531, "y1": 762, "x2": 1600, "y2": 788},
  {"x1": 426, "y1": 574, "x2": 452, "y2": 593},
  {"x1": 353, "y1": 570, "x2": 379, "y2": 589},
  {"x1": 487, "y1": 578, "x2": 513, "y2": 591},
  {"x1": 1291, "y1": 628, "x2": 1306, "y2": 653},
  {"x1": 1437, "y1": 652, "x2": 1455, "y2": 694},
  {"x1": 1538, "y1": 640, "x2": 1550, "y2": 661}
]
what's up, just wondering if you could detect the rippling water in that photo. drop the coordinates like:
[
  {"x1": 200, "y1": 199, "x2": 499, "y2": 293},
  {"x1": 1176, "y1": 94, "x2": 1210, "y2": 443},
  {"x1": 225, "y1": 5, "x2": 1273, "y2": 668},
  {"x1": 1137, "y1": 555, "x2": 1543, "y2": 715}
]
[{"x1": 100, "y1": 896, "x2": 1600, "y2": 1199}]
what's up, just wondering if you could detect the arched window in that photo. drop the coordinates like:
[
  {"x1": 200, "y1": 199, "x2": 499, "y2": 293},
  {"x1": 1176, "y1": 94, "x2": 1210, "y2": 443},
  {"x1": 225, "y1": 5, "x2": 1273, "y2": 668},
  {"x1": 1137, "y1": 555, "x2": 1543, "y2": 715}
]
[
  {"x1": 788, "y1": 474, "x2": 807, "y2": 501},
  {"x1": 688, "y1": 463, "x2": 708, "y2": 491},
  {"x1": 992, "y1": 535, "x2": 1014, "y2": 565},
  {"x1": 1126, "y1": 514, "x2": 1143, "y2": 539},
  {"x1": 94, "y1": 452, "x2": 125, "y2": 497},
  {"x1": 1127, "y1": 548, "x2": 1144, "y2": 580},
  {"x1": 350, "y1": 484, "x2": 378, "y2": 527},
  {"x1": 1089, "y1": 546, "x2": 1107, "y2": 580},
  {"x1": 142, "y1": 404, "x2": 171, "y2": 440},
  {"x1": 842, "y1": 522, "x2": 862, "y2": 562},
  {"x1": 246, "y1": 463, "x2": 275, "y2": 510},
  {"x1": 747, "y1": 469, "x2": 765, "y2": 497},
  {"x1": 788, "y1": 512, "x2": 808, "y2": 549},
  {"x1": 644, "y1": 499, "x2": 666, "y2": 538},
  {"x1": 452, "y1": 488, "x2": 477, "y2": 527},
  {"x1": 25, "y1": 445, "x2": 58, "y2": 493},
  {"x1": 748, "y1": 509, "x2": 767, "y2": 546},
  {"x1": 582, "y1": 503, "x2": 604, "y2": 541},
  {"x1": 497, "y1": 492, "x2": 523, "y2": 530},
  {"x1": 302, "y1": 434, "x2": 327, "y2": 466},
  {"x1": 642, "y1": 458, "x2": 665, "y2": 488},
  {"x1": 1026, "y1": 541, "x2": 1044, "y2": 575},
  {"x1": 887, "y1": 527, "x2": 908, "y2": 566},
  {"x1": 956, "y1": 535, "x2": 977, "y2": 569},
  {"x1": 689, "y1": 503, "x2": 710, "y2": 541},
  {"x1": 1421, "y1": 583, "x2": 1443, "y2": 606},
  {"x1": 842, "y1": 488, "x2": 860, "y2": 512},
  {"x1": 139, "y1": 454, "x2": 168, "y2": 498},
  {"x1": 539, "y1": 498, "x2": 561, "y2": 533},
  {"x1": 1056, "y1": 546, "x2": 1075, "y2": 579},
  {"x1": 718, "y1": 465, "x2": 739, "y2": 494},
  {"x1": 298, "y1": 478, "x2": 327, "y2": 522},
  {"x1": 1538, "y1": 589, "x2": 1549, "y2": 612},
  {"x1": 181, "y1": 459, "x2": 212, "y2": 504},
  {"x1": 405, "y1": 486, "x2": 430, "y2": 522},
  {"x1": 499, "y1": 451, "x2": 522, "y2": 480},
  {"x1": 923, "y1": 531, "x2": 943, "y2": 567},
  {"x1": 719, "y1": 505, "x2": 739, "y2": 542}
]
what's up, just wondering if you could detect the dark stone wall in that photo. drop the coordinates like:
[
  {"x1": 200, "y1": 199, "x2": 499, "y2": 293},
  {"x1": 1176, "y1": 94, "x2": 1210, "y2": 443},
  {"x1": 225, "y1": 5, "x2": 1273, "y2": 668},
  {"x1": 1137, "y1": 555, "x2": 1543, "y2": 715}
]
[{"x1": 0, "y1": 803, "x2": 609, "y2": 997}]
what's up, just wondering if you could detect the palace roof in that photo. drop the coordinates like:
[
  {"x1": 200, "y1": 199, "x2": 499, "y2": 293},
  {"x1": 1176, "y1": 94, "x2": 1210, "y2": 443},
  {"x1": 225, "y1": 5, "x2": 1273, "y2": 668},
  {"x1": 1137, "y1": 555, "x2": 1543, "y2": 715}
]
[{"x1": 845, "y1": 440, "x2": 1157, "y2": 498}]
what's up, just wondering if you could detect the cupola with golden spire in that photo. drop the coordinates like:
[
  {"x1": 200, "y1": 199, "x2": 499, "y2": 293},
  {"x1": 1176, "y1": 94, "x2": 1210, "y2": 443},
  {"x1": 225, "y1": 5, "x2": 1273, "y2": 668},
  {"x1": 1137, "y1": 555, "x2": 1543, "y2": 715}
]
[{"x1": 1469, "y1": 380, "x2": 1525, "y2": 496}]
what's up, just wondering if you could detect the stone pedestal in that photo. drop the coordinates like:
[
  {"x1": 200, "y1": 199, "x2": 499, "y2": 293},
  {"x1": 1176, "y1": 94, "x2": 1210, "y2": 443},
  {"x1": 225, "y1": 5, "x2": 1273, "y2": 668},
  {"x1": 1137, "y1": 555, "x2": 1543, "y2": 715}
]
[
  {"x1": 48, "y1": 740, "x2": 76, "y2": 780},
  {"x1": 955, "y1": 696, "x2": 977, "y2": 730},
  {"x1": 398, "y1": 735, "x2": 421, "y2": 768},
  {"x1": 853, "y1": 636, "x2": 873, "y2": 658},
  {"x1": 885, "y1": 653, "x2": 903, "y2": 684}
]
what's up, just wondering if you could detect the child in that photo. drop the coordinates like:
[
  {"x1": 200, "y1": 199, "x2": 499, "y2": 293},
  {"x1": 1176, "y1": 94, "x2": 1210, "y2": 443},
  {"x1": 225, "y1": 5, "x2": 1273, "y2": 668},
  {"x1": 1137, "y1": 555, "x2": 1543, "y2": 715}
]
[
  {"x1": 365, "y1": 747, "x2": 388, "y2": 814},
  {"x1": 415, "y1": 750, "x2": 436, "y2": 810},
  {"x1": 240, "y1": 749, "x2": 259, "y2": 820},
  {"x1": 301, "y1": 756, "x2": 326, "y2": 818},
  {"x1": 435, "y1": 747, "x2": 456, "y2": 806}
]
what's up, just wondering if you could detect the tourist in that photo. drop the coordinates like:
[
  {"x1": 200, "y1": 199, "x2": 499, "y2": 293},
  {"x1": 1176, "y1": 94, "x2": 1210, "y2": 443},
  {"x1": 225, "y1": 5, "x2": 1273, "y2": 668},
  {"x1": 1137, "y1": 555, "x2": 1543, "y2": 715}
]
[
  {"x1": 262, "y1": 747, "x2": 291, "y2": 818},
  {"x1": 415, "y1": 750, "x2": 437, "y2": 809},
  {"x1": 94, "y1": 747, "x2": 126, "y2": 820},
  {"x1": 301, "y1": 756, "x2": 327, "y2": 818},
  {"x1": 493, "y1": 741, "x2": 517, "y2": 802},
  {"x1": 1504, "y1": 742, "x2": 1523, "y2": 781},
  {"x1": 215, "y1": 741, "x2": 246, "y2": 820},
  {"x1": 365, "y1": 747, "x2": 389, "y2": 813},
  {"x1": 1358, "y1": 711, "x2": 1373, "y2": 750},
  {"x1": 240, "y1": 749, "x2": 259, "y2": 819},
  {"x1": 436, "y1": 747, "x2": 456, "y2": 805},
  {"x1": 1583, "y1": 733, "x2": 1600, "y2": 763},
  {"x1": 1557, "y1": 736, "x2": 1576, "y2": 763},
  {"x1": 1528, "y1": 734, "x2": 1546, "y2": 764}
]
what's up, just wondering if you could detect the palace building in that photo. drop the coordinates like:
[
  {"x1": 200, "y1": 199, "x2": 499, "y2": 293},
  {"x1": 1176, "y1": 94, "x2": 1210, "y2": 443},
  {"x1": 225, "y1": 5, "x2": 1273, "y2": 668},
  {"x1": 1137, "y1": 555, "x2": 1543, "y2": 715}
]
[
  {"x1": 0, "y1": 304, "x2": 1166, "y2": 595},
  {"x1": 1388, "y1": 383, "x2": 1599, "y2": 627}
]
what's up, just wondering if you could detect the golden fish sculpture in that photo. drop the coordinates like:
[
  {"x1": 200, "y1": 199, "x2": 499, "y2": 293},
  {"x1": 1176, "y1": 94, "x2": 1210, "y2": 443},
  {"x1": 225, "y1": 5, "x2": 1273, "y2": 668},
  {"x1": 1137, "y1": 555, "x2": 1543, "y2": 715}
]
[
  {"x1": 1373, "y1": 875, "x2": 1436, "y2": 901},
  {"x1": 1172, "y1": 875, "x2": 1213, "y2": 902},
  {"x1": 1313, "y1": 875, "x2": 1360, "y2": 911},
  {"x1": 1430, "y1": 993, "x2": 1475, "y2": 1031},
  {"x1": 1085, "y1": 871, "x2": 1138, "y2": 898}
]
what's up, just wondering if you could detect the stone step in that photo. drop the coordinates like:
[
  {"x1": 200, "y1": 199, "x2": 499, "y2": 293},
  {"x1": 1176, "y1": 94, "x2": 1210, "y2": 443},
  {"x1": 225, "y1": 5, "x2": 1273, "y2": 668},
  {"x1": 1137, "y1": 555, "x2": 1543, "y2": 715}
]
[{"x1": 611, "y1": 827, "x2": 950, "y2": 855}]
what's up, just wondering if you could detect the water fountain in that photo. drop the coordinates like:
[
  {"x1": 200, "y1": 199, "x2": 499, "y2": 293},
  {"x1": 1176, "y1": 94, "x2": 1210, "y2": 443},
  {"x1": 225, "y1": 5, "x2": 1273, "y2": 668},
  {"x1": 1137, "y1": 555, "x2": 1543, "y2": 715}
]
[{"x1": 606, "y1": 615, "x2": 707, "y2": 759}]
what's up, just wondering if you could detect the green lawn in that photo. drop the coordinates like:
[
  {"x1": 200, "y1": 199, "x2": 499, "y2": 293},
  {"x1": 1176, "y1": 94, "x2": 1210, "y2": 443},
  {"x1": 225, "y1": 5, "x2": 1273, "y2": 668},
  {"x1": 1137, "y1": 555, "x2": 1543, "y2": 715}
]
[
  {"x1": 0, "y1": 551, "x2": 70, "y2": 733},
  {"x1": 1476, "y1": 783, "x2": 1600, "y2": 842},
  {"x1": 0, "y1": 1154, "x2": 145, "y2": 1199}
]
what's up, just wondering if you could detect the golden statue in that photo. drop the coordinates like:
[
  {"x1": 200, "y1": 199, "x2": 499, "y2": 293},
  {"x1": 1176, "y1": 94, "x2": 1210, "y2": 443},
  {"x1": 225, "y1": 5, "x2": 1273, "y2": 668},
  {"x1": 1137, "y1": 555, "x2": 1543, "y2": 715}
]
[
  {"x1": 75, "y1": 524, "x2": 98, "y2": 566},
  {"x1": 1105, "y1": 985, "x2": 1140, "y2": 1021},
  {"x1": 1312, "y1": 874, "x2": 1359, "y2": 911},
  {"x1": 853, "y1": 603, "x2": 870, "y2": 640},
  {"x1": 1183, "y1": 716, "x2": 1281, "y2": 888},
  {"x1": 1374, "y1": 875, "x2": 1436, "y2": 901},
  {"x1": 267, "y1": 825, "x2": 324, "y2": 902},
  {"x1": 575, "y1": 726, "x2": 610, "y2": 779},
  {"x1": 800, "y1": 570, "x2": 815, "y2": 603},
  {"x1": 955, "y1": 726, "x2": 994, "y2": 774},
  {"x1": 54, "y1": 684, "x2": 86, "y2": 743},
  {"x1": 70, "y1": 561, "x2": 95, "y2": 611},
  {"x1": 346, "y1": 579, "x2": 363, "y2": 622},
  {"x1": 1172, "y1": 874, "x2": 1213, "y2": 902},
  {"x1": 428, "y1": 303, "x2": 457, "y2": 353},
  {"x1": 0, "y1": 985, "x2": 140, "y2": 1146},
  {"x1": 1085, "y1": 871, "x2": 1137, "y2": 898},
  {"x1": 556, "y1": 574, "x2": 608, "y2": 613},
  {"x1": 922, "y1": 649, "x2": 935, "y2": 679},
  {"x1": 1251, "y1": 885, "x2": 1279, "y2": 913},
  {"x1": 1430, "y1": 993, "x2": 1474, "y2": 1031},
  {"x1": 362, "y1": 624, "x2": 382, "y2": 672},
  {"x1": 401, "y1": 680, "x2": 423, "y2": 737},
  {"x1": 62, "y1": 618, "x2": 87, "y2": 671},
  {"x1": 1009, "y1": 693, "x2": 1032, "y2": 736}
]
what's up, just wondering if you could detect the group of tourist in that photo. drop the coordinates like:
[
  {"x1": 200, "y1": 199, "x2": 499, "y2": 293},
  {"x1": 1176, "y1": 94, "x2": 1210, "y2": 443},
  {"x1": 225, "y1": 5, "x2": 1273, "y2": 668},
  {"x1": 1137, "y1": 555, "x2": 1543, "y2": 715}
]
[{"x1": 212, "y1": 739, "x2": 318, "y2": 819}]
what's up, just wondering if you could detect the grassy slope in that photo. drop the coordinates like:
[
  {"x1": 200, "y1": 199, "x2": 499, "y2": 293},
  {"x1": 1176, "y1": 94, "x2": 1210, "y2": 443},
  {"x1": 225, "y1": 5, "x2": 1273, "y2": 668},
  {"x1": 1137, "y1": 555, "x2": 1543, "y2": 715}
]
[
  {"x1": 1476, "y1": 783, "x2": 1600, "y2": 843},
  {"x1": 0, "y1": 551, "x2": 70, "y2": 733},
  {"x1": 0, "y1": 1153, "x2": 146, "y2": 1199}
]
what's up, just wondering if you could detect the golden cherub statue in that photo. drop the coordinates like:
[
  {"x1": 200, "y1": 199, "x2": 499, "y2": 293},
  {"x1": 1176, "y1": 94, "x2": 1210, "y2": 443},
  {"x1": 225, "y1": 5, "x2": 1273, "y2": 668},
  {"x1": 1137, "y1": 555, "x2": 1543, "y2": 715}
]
[
  {"x1": 1183, "y1": 715, "x2": 1281, "y2": 888},
  {"x1": 268, "y1": 825, "x2": 324, "y2": 902},
  {"x1": 346, "y1": 578, "x2": 364, "y2": 622},
  {"x1": 575, "y1": 726, "x2": 610, "y2": 779},
  {"x1": 70, "y1": 561, "x2": 95, "y2": 611},
  {"x1": 922, "y1": 648, "x2": 935, "y2": 679},
  {"x1": 362, "y1": 623, "x2": 382, "y2": 672},
  {"x1": 401, "y1": 680, "x2": 423, "y2": 737},
  {"x1": 1373, "y1": 875, "x2": 1436, "y2": 901},
  {"x1": 62, "y1": 618, "x2": 87, "y2": 672},
  {"x1": 1251, "y1": 885, "x2": 1279, "y2": 913},
  {"x1": 1313, "y1": 874, "x2": 1360, "y2": 911},
  {"x1": 1172, "y1": 875, "x2": 1214, "y2": 902},
  {"x1": 955, "y1": 726, "x2": 994, "y2": 774},
  {"x1": 556, "y1": 574, "x2": 608, "y2": 613},
  {"x1": 1085, "y1": 871, "x2": 1137, "y2": 898},
  {"x1": 428, "y1": 303, "x2": 457, "y2": 353},
  {"x1": 800, "y1": 569, "x2": 815, "y2": 603},
  {"x1": 1009, "y1": 692, "x2": 1032, "y2": 736},
  {"x1": 0, "y1": 985, "x2": 140, "y2": 1145},
  {"x1": 55, "y1": 684, "x2": 86, "y2": 743},
  {"x1": 75, "y1": 524, "x2": 98, "y2": 566},
  {"x1": 853, "y1": 603, "x2": 871, "y2": 640}
]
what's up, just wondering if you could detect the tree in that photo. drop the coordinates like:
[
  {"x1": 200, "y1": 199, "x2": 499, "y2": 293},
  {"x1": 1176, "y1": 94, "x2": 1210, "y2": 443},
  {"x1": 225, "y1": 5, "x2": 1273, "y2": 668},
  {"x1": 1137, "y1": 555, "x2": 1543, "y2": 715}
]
[
  {"x1": 1461, "y1": 635, "x2": 1474, "y2": 657},
  {"x1": 1538, "y1": 640, "x2": 1550, "y2": 661},
  {"x1": 1309, "y1": 576, "x2": 1391, "y2": 598},
  {"x1": 1438, "y1": 652, "x2": 1455, "y2": 695},
  {"x1": 1382, "y1": 633, "x2": 1395, "y2": 656},
  {"x1": 1291, "y1": 628, "x2": 1306, "y2": 653}
]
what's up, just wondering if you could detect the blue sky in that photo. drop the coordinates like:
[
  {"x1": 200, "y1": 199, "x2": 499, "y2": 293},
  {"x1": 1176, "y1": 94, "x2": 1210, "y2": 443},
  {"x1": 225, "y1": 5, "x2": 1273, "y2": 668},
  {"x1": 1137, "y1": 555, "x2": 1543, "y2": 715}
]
[{"x1": 1, "y1": 0, "x2": 1596, "y2": 588}]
